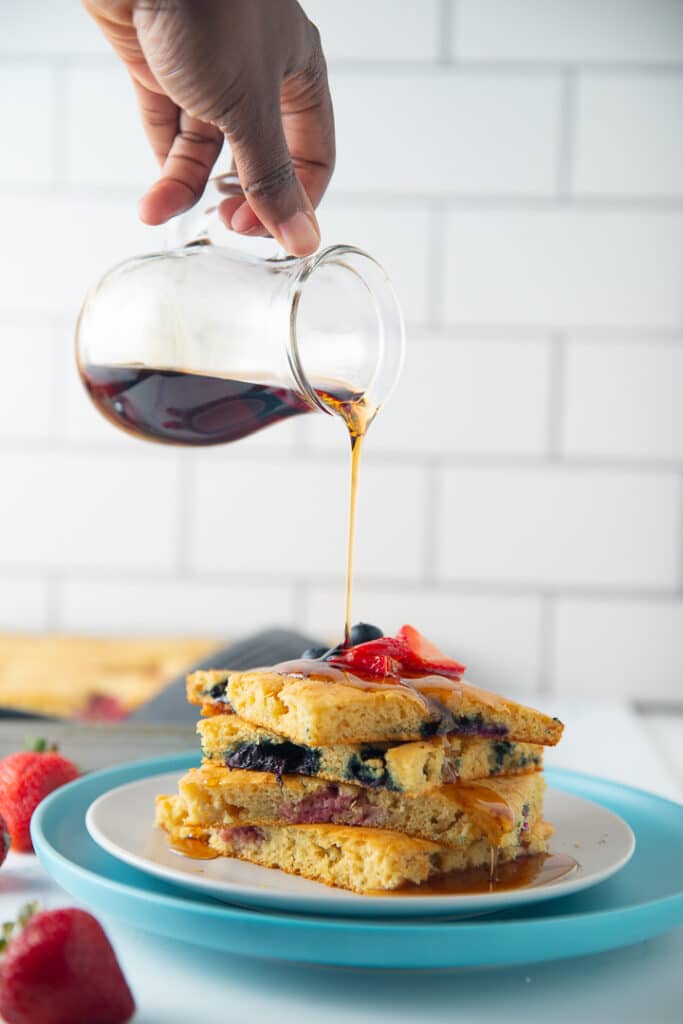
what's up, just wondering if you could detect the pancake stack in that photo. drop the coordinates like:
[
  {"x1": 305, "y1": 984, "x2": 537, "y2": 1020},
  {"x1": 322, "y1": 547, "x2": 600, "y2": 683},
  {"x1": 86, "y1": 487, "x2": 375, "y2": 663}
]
[{"x1": 156, "y1": 629, "x2": 564, "y2": 894}]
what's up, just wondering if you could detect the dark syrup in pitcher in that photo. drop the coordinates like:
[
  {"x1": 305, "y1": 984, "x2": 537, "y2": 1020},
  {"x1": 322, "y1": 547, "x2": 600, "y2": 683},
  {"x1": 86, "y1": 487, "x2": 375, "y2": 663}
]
[{"x1": 81, "y1": 364, "x2": 320, "y2": 445}]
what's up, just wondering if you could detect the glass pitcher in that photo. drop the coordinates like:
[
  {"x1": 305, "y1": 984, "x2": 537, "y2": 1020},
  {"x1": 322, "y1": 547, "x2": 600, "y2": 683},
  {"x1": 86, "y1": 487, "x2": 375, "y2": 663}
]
[{"x1": 75, "y1": 173, "x2": 405, "y2": 446}]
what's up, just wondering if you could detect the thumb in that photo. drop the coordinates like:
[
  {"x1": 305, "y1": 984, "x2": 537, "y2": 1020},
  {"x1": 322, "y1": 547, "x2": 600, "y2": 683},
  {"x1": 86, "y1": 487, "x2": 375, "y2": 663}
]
[{"x1": 224, "y1": 98, "x2": 320, "y2": 257}]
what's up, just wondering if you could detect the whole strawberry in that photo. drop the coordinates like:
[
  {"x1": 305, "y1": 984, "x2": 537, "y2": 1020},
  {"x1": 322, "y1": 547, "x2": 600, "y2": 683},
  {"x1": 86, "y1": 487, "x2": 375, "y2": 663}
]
[
  {"x1": 0, "y1": 905, "x2": 135, "y2": 1024},
  {"x1": 0, "y1": 742, "x2": 79, "y2": 853}
]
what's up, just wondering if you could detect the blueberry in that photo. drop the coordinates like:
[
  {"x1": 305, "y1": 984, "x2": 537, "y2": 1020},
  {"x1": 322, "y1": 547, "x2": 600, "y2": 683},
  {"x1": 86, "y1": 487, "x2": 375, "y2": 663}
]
[
  {"x1": 301, "y1": 646, "x2": 328, "y2": 660},
  {"x1": 321, "y1": 645, "x2": 343, "y2": 661},
  {"x1": 225, "y1": 741, "x2": 321, "y2": 780},
  {"x1": 349, "y1": 622, "x2": 384, "y2": 645},
  {"x1": 207, "y1": 680, "x2": 229, "y2": 702}
]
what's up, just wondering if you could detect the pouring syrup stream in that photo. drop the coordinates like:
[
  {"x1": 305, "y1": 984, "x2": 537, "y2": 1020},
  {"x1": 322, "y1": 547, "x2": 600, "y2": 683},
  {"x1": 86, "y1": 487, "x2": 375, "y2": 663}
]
[{"x1": 317, "y1": 390, "x2": 375, "y2": 647}]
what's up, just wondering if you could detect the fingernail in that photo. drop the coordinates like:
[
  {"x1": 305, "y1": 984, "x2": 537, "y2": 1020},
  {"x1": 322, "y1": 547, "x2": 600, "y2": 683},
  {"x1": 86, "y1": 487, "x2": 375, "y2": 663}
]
[
  {"x1": 138, "y1": 180, "x2": 194, "y2": 225},
  {"x1": 230, "y1": 201, "x2": 262, "y2": 234},
  {"x1": 278, "y1": 210, "x2": 320, "y2": 257}
]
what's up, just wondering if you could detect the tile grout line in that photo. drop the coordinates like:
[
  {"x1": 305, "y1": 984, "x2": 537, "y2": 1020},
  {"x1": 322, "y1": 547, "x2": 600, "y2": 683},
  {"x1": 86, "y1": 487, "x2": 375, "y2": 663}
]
[
  {"x1": 427, "y1": 200, "x2": 448, "y2": 328},
  {"x1": 47, "y1": 323, "x2": 68, "y2": 438},
  {"x1": 174, "y1": 453, "x2": 194, "y2": 577},
  {"x1": 44, "y1": 572, "x2": 62, "y2": 631},
  {"x1": 546, "y1": 332, "x2": 568, "y2": 460},
  {"x1": 537, "y1": 592, "x2": 556, "y2": 695},
  {"x1": 557, "y1": 67, "x2": 578, "y2": 198},
  {"x1": 293, "y1": 582, "x2": 308, "y2": 630},
  {"x1": 438, "y1": 0, "x2": 454, "y2": 64},
  {"x1": 422, "y1": 465, "x2": 441, "y2": 585},
  {"x1": 50, "y1": 61, "x2": 69, "y2": 186},
  {"x1": 4, "y1": 52, "x2": 683, "y2": 73},
  {"x1": 3, "y1": 180, "x2": 683, "y2": 209},
  {"x1": 3, "y1": 312, "x2": 682, "y2": 344},
  {"x1": 679, "y1": 470, "x2": 683, "y2": 596},
  {"x1": 1, "y1": 561, "x2": 681, "y2": 603},
  {"x1": 1, "y1": 436, "x2": 680, "y2": 474}
]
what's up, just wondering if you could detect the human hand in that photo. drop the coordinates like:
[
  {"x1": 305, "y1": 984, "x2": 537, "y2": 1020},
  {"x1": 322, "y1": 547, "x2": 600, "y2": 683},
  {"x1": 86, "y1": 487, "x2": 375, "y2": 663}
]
[{"x1": 83, "y1": 0, "x2": 335, "y2": 255}]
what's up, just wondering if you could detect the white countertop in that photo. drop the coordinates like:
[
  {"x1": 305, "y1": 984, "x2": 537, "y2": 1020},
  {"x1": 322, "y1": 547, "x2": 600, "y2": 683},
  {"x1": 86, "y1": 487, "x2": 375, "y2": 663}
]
[{"x1": 1, "y1": 703, "x2": 681, "y2": 1024}]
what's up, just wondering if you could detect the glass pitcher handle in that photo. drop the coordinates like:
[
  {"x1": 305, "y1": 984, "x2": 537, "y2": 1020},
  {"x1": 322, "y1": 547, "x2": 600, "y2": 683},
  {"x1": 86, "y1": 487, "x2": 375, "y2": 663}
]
[{"x1": 164, "y1": 171, "x2": 245, "y2": 249}]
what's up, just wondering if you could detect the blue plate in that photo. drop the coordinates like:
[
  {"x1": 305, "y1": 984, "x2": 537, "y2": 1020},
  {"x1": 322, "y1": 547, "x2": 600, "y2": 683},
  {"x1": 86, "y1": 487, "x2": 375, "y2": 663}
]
[{"x1": 32, "y1": 753, "x2": 683, "y2": 969}]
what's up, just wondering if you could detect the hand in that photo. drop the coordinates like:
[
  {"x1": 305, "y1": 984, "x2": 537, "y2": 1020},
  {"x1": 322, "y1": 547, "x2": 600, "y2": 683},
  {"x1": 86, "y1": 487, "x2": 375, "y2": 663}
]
[{"x1": 84, "y1": 0, "x2": 335, "y2": 255}]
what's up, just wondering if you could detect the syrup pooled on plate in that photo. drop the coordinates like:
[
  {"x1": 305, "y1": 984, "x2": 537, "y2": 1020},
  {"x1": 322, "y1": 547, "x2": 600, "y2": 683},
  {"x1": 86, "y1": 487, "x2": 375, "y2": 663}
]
[
  {"x1": 166, "y1": 836, "x2": 577, "y2": 897},
  {"x1": 168, "y1": 836, "x2": 219, "y2": 861},
  {"x1": 374, "y1": 852, "x2": 577, "y2": 897}
]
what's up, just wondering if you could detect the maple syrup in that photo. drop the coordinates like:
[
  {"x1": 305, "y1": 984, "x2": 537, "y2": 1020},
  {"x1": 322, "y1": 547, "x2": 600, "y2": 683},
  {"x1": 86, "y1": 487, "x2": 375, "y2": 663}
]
[
  {"x1": 168, "y1": 835, "x2": 219, "y2": 860},
  {"x1": 374, "y1": 852, "x2": 577, "y2": 897},
  {"x1": 271, "y1": 659, "x2": 509, "y2": 725},
  {"x1": 166, "y1": 835, "x2": 577, "y2": 896},
  {"x1": 80, "y1": 364, "x2": 372, "y2": 639},
  {"x1": 315, "y1": 388, "x2": 374, "y2": 645},
  {"x1": 441, "y1": 782, "x2": 515, "y2": 846},
  {"x1": 81, "y1": 364, "x2": 319, "y2": 445}
]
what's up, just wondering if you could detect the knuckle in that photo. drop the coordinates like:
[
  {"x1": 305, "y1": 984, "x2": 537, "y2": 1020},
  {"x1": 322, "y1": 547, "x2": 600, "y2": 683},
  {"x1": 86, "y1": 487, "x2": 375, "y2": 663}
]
[
  {"x1": 204, "y1": 85, "x2": 251, "y2": 136},
  {"x1": 177, "y1": 129, "x2": 218, "y2": 147},
  {"x1": 304, "y1": 22, "x2": 328, "y2": 84},
  {"x1": 170, "y1": 151, "x2": 213, "y2": 175},
  {"x1": 243, "y1": 160, "x2": 296, "y2": 199},
  {"x1": 143, "y1": 110, "x2": 177, "y2": 129}
]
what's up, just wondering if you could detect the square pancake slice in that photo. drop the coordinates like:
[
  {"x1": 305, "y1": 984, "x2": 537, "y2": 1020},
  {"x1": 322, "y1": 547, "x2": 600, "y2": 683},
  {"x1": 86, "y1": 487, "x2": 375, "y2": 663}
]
[
  {"x1": 156, "y1": 794, "x2": 553, "y2": 894},
  {"x1": 198, "y1": 714, "x2": 544, "y2": 793},
  {"x1": 174, "y1": 763, "x2": 545, "y2": 850},
  {"x1": 187, "y1": 666, "x2": 563, "y2": 747}
]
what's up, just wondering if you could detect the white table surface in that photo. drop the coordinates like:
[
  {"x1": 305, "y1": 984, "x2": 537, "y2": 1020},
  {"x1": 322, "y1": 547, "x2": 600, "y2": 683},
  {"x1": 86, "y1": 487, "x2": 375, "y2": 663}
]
[{"x1": 1, "y1": 703, "x2": 681, "y2": 1024}]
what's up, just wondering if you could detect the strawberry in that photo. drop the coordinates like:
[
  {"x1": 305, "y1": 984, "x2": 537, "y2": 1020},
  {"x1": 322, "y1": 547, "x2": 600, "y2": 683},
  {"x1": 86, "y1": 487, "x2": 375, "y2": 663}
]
[
  {"x1": 0, "y1": 743, "x2": 79, "y2": 853},
  {"x1": 0, "y1": 905, "x2": 135, "y2": 1024},
  {"x1": 329, "y1": 624, "x2": 466, "y2": 681},
  {"x1": 0, "y1": 813, "x2": 9, "y2": 867},
  {"x1": 77, "y1": 695, "x2": 127, "y2": 722},
  {"x1": 333, "y1": 649, "x2": 402, "y2": 679},
  {"x1": 396, "y1": 624, "x2": 466, "y2": 679}
]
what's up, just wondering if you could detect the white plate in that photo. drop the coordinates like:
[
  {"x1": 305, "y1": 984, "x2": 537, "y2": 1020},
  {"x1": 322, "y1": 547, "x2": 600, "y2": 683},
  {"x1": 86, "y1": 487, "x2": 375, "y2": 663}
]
[{"x1": 86, "y1": 770, "x2": 635, "y2": 918}]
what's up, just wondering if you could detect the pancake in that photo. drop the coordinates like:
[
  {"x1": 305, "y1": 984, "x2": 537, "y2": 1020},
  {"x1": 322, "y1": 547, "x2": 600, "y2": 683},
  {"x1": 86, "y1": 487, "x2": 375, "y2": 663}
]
[
  {"x1": 173, "y1": 762, "x2": 546, "y2": 850},
  {"x1": 198, "y1": 713, "x2": 544, "y2": 793},
  {"x1": 187, "y1": 666, "x2": 563, "y2": 746},
  {"x1": 156, "y1": 794, "x2": 553, "y2": 895}
]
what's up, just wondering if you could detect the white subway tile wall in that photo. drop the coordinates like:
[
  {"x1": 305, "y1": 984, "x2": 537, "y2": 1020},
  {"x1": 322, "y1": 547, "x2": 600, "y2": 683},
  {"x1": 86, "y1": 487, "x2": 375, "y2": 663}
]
[
  {"x1": 64, "y1": 66, "x2": 157, "y2": 187},
  {"x1": 455, "y1": 0, "x2": 683, "y2": 63},
  {"x1": 575, "y1": 74, "x2": 683, "y2": 197},
  {"x1": 0, "y1": 65, "x2": 56, "y2": 184},
  {"x1": 438, "y1": 468, "x2": 680, "y2": 589},
  {"x1": 443, "y1": 210, "x2": 683, "y2": 329},
  {"x1": 329, "y1": 69, "x2": 562, "y2": 195},
  {"x1": 563, "y1": 340, "x2": 683, "y2": 461},
  {"x1": 0, "y1": 1, "x2": 681, "y2": 701},
  {"x1": 553, "y1": 598, "x2": 683, "y2": 700},
  {"x1": 307, "y1": 333, "x2": 552, "y2": 457},
  {"x1": 0, "y1": 451, "x2": 179, "y2": 571},
  {"x1": 189, "y1": 458, "x2": 426, "y2": 581}
]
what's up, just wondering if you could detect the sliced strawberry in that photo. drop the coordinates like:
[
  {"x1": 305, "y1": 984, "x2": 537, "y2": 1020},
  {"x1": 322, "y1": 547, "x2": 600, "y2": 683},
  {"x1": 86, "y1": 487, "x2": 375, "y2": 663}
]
[
  {"x1": 328, "y1": 625, "x2": 466, "y2": 681},
  {"x1": 349, "y1": 636, "x2": 407, "y2": 660},
  {"x1": 396, "y1": 624, "x2": 466, "y2": 679},
  {"x1": 330, "y1": 648, "x2": 401, "y2": 679}
]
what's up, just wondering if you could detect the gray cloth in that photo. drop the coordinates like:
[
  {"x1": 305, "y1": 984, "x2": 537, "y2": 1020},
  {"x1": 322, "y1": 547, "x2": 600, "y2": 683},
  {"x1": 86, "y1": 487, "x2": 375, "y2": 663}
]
[{"x1": 128, "y1": 627, "x2": 317, "y2": 724}]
